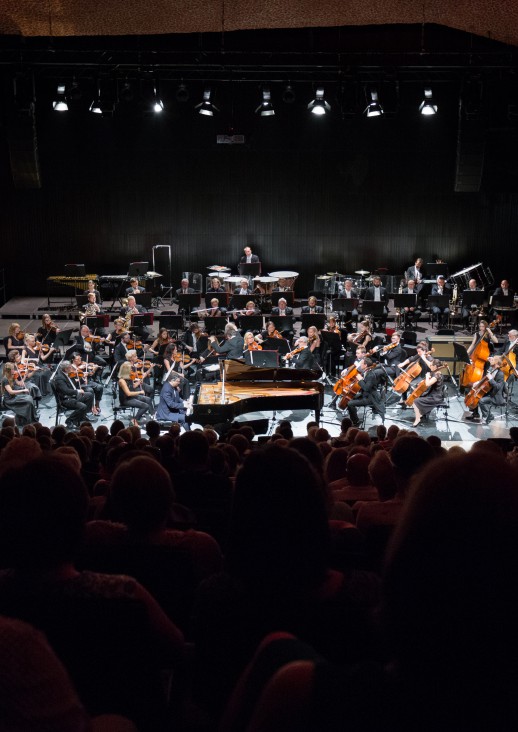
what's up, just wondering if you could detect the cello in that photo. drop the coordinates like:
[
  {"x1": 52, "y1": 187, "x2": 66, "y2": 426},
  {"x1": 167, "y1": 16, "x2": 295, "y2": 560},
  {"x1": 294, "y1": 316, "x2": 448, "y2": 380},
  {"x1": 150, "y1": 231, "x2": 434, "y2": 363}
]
[
  {"x1": 337, "y1": 364, "x2": 377, "y2": 410},
  {"x1": 460, "y1": 318, "x2": 499, "y2": 388},
  {"x1": 464, "y1": 374, "x2": 494, "y2": 410},
  {"x1": 405, "y1": 361, "x2": 447, "y2": 406},
  {"x1": 392, "y1": 348, "x2": 435, "y2": 394}
]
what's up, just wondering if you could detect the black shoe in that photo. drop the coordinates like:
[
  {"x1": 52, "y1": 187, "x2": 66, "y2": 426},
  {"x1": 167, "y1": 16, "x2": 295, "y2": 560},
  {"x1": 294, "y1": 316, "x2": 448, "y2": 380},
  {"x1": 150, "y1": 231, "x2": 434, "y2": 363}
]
[
  {"x1": 485, "y1": 416, "x2": 494, "y2": 424},
  {"x1": 465, "y1": 413, "x2": 480, "y2": 422},
  {"x1": 399, "y1": 403, "x2": 408, "y2": 410}
]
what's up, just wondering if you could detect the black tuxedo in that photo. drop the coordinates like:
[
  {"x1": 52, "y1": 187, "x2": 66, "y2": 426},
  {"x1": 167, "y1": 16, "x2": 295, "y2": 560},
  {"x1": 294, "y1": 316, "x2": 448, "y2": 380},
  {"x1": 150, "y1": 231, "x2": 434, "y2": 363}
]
[
  {"x1": 363, "y1": 286, "x2": 389, "y2": 329},
  {"x1": 272, "y1": 306, "x2": 294, "y2": 317},
  {"x1": 405, "y1": 266, "x2": 425, "y2": 287},
  {"x1": 72, "y1": 335, "x2": 107, "y2": 368},
  {"x1": 294, "y1": 346, "x2": 320, "y2": 372},
  {"x1": 430, "y1": 283, "x2": 452, "y2": 326},
  {"x1": 301, "y1": 305, "x2": 324, "y2": 315},
  {"x1": 54, "y1": 370, "x2": 94, "y2": 425},
  {"x1": 347, "y1": 368, "x2": 385, "y2": 425}
]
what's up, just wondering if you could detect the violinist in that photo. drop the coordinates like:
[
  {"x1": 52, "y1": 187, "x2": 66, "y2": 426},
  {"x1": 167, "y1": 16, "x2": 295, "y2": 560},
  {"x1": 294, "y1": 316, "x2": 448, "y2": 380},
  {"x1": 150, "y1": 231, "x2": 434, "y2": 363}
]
[
  {"x1": 288, "y1": 336, "x2": 320, "y2": 371},
  {"x1": 113, "y1": 332, "x2": 132, "y2": 367},
  {"x1": 412, "y1": 359, "x2": 445, "y2": 427},
  {"x1": 125, "y1": 350, "x2": 154, "y2": 400},
  {"x1": 37, "y1": 314, "x2": 60, "y2": 345},
  {"x1": 347, "y1": 320, "x2": 373, "y2": 349},
  {"x1": 1, "y1": 362, "x2": 38, "y2": 426},
  {"x1": 106, "y1": 318, "x2": 128, "y2": 348},
  {"x1": 376, "y1": 332, "x2": 405, "y2": 378},
  {"x1": 243, "y1": 331, "x2": 262, "y2": 351},
  {"x1": 260, "y1": 320, "x2": 283, "y2": 342},
  {"x1": 20, "y1": 334, "x2": 52, "y2": 397},
  {"x1": 53, "y1": 361, "x2": 94, "y2": 428},
  {"x1": 70, "y1": 352, "x2": 103, "y2": 416},
  {"x1": 467, "y1": 319, "x2": 498, "y2": 357},
  {"x1": 118, "y1": 361, "x2": 154, "y2": 427},
  {"x1": 180, "y1": 323, "x2": 206, "y2": 362},
  {"x1": 74, "y1": 325, "x2": 107, "y2": 369},
  {"x1": 148, "y1": 327, "x2": 172, "y2": 363},
  {"x1": 6, "y1": 323, "x2": 25, "y2": 354},
  {"x1": 24, "y1": 333, "x2": 55, "y2": 365},
  {"x1": 324, "y1": 316, "x2": 341, "y2": 334},
  {"x1": 346, "y1": 357, "x2": 386, "y2": 427},
  {"x1": 163, "y1": 342, "x2": 193, "y2": 381},
  {"x1": 466, "y1": 355, "x2": 506, "y2": 424},
  {"x1": 7, "y1": 351, "x2": 42, "y2": 403},
  {"x1": 271, "y1": 298, "x2": 294, "y2": 339}
]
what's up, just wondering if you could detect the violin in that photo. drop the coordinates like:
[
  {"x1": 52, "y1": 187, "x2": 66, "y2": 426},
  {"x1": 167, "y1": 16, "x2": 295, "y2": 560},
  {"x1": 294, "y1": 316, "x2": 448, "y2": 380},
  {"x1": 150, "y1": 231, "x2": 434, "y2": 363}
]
[
  {"x1": 85, "y1": 335, "x2": 106, "y2": 344},
  {"x1": 127, "y1": 339, "x2": 143, "y2": 350},
  {"x1": 245, "y1": 342, "x2": 262, "y2": 351},
  {"x1": 172, "y1": 352, "x2": 193, "y2": 364},
  {"x1": 33, "y1": 342, "x2": 52, "y2": 354},
  {"x1": 284, "y1": 346, "x2": 305, "y2": 360}
]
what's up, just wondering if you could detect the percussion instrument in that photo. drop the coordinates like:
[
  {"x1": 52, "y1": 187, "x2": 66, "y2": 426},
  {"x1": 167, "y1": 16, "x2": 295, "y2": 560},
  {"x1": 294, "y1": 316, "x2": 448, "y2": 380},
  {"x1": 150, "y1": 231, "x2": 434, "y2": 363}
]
[
  {"x1": 207, "y1": 265, "x2": 231, "y2": 272},
  {"x1": 355, "y1": 269, "x2": 370, "y2": 276}
]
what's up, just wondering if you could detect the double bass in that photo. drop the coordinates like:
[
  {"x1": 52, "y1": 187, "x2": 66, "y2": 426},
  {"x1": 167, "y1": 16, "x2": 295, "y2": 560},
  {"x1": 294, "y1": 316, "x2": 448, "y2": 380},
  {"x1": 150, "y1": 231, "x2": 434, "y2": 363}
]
[{"x1": 460, "y1": 318, "x2": 499, "y2": 388}]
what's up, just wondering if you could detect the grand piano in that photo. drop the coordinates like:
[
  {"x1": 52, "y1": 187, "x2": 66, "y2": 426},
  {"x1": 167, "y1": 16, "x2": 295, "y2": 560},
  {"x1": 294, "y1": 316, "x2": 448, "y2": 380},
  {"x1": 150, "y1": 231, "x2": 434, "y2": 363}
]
[{"x1": 189, "y1": 359, "x2": 325, "y2": 425}]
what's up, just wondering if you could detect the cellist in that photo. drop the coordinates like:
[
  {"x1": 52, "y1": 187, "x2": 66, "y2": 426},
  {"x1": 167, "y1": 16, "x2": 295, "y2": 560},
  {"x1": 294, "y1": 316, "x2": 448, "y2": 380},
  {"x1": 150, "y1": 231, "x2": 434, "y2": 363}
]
[
  {"x1": 395, "y1": 341, "x2": 434, "y2": 409},
  {"x1": 467, "y1": 320, "x2": 498, "y2": 356},
  {"x1": 345, "y1": 357, "x2": 386, "y2": 427},
  {"x1": 460, "y1": 320, "x2": 498, "y2": 389},
  {"x1": 465, "y1": 355, "x2": 506, "y2": 424}
]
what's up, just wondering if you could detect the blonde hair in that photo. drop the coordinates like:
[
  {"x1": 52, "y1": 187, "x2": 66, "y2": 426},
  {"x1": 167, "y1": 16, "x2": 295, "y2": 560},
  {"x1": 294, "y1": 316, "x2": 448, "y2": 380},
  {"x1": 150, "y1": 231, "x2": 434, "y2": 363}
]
[
  {"x1": 8, "y1": 323, "x2": 21, "y2": 337},
  {"x1": 125, "y1": 349, "x2": 137, "y2": 361},
  {"x1": 118, "y1": 361, "x2": 133, "y2": 380}
]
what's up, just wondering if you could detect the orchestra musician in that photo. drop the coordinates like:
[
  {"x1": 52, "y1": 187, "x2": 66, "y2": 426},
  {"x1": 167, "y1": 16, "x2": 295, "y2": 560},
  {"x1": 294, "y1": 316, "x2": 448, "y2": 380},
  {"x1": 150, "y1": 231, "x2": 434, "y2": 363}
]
[
  {"x1": 301, "y1": 295, "x2": 324, "y2": 315},
  {"x1": 258, "y1": 320, "x2": 284, "y2": 344},
  {"x1": 363, "y1": 275, "x2": 389, "y2": 331},
  {"x1": 234, "y1": 278, "x2": 253, "y2": 296},
  {"x1": 163, "y1": 342, "x2": 193, "y2": 383},
  {"x1": 69, "y1": 352, "x2": 103, "y2": 416},
  {"x1": 430, "y1": 275, "x2": 452, "y2": 328},
  {"x1": 6, "y1": 323, "x2": 25, "y2": 354},
  {"x1": 243, "y1": 331, "x2": 262, "y2": 351},
  {"x1": 289, "y1": 335, "x2": 320, "y2": 371},
  {"x1": 306, "y1": 325, "x2": 324, "y2": 367},
  {"x1": 346, "y1": 357, "x2": 386, "y2": 427},
  {"x1": 466, "y1": 355, "x2": 506, "y2": 424},
  {"x1": 201, "y1": 297, "x2": 227, "y2": 318},
  {"x1": 125, "y1": 350, "x2": 155, "y2": 400},
  {"x1": 500, "y1": 329, "x2": 518, "y2": 357},
  {"x1": 203, "y1": 323, "x2": 244, "y2": 360},
  {"x1": 21, "y1": 334, "x2": 53, "y2": 396},
  {"x1": 467, "y1": 320, "x2": 498, "y2": 358},
  {"x1": 37, "y1": 314, "x2": 60, "y2": 344},
  {"x1": 402, "y1": 279, "x2": 421, "y2": 328},
  {"x1": 396, "y1": 341, "x2": 434, "y2": 407},
  {"x1": 412, "y1": 358, "x2": 445, "y2": 427},
  {"x1": 337, "y1": 278, "x2": 359, "y2": 327},
  {"x1": 24, "y1": 332, "x2": 55, "y2": 365},
  {"x1": 233, "y1": 300, "x2": 261, "y2": 320},
  {"x1": 113, "y1": 332, "x2": 132, "y2": 367},
  {"x1": 461, "y1": 279, "x2": 483, "y2": 330},
  {"x1": 272, "y1": 297, "x2": 294, "y2": 317},
  {"x1": 85, "y1": 279, "x2": 102, "y2": 304},
  {"x1": 118, "y1": 361, "x2": 154, "y2": 427},
  {"x1": 273, "y1": 277, "x2": 291, "y2": 292},
  {"x1": 207, "y1": 277, "x2": 225, "y2": 293},
  {"x1": 7, "y1": 351, "x2": 42, "y2": 403},
  {"x1": 53, "y1": 361, "x2": 95, "y2": 429},
  {"x1": 1, "y1": 362, "x2": 38, "y2": 426},
  {"x1": 80, "y1": 292, "x2": 102, "y2": 323},
  {"x1": 376, "y1": 332, "x2": 405, "y2": 378},
  {"x1": 240, "y1": 246, "x2": 260, "y2": 264},
  {"x1": 120, "y1": 295, "x2": 150, "y2": 338},
  {"x1": 106, "y1": 317, "x2": 128, "y2": 347},
  {"x1": 405, "y1": 258, "x2": 424, "y2": 289},
  {"x1": 174, "y1": 278, "x2": 195, "y2": 298},
  {"x1": 347, "y1": 320, "x2": 373, "y2": 350},
  {"x1": 125, "y1": 277, "x2": 145, "y2": 296},
  {"x1": 155, "y1": 373, "x2": 191, "y2": 430},
  {"x1": 74, "y1": 325, "x2": 108, "y2": 369},
  {"x1": 491, "y1": 279, "x2": 517, "y2": 327}
]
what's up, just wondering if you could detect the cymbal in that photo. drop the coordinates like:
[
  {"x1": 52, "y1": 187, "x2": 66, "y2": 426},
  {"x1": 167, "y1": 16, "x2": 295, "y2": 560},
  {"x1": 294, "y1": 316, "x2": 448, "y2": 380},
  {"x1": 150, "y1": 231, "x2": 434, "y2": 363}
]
[
  {"x1": 145, "y1": 271, "x2": 162, "y2": 278},
  {"x1": 223, "y1": 276, "x2": 242, "y2": 282},
  {"x1": 327, "y1": 272, "x2": 344, "y2": 277},
  {"x1": 207, "y1": 265, "x2": 230, "y2": 271},
  {"x1": 355, "y1": 270, "x2": 370, "y2": 276},
  {"x1": 317, "y1": 276, "x2": 331, "y2": 280},
  {"x1": 269, "y1": 271, "x2": 299, "y2": 278},
  {"x1": 253, "y1": 276, "x2": 279, "y2": 282}
]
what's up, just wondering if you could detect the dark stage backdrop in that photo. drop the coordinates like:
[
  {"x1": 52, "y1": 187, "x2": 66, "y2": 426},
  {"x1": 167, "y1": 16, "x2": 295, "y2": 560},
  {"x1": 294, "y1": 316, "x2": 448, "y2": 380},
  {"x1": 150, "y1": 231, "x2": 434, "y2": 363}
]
[{"x1": 1, "y1": 85, "x2": 518, "y2": 298}]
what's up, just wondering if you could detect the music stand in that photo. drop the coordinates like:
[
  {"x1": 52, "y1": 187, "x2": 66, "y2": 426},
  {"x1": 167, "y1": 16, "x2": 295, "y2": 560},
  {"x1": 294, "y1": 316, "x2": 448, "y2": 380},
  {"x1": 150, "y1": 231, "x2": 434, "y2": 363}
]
[
  {"x1": 64, "y1": 263, "x2": 86, "y2": 277},
  {"x1": 52, "y1": 329, "x2": 75, "y2": 356},
  {"x1": 301, "y1": 314, "x2": 326, "y2": 331},
  {"x1": 128, "y1": 262, "x2": 149, "y2": 278},
  {"x1": 262, "y1": 337, "x2": 290, "y2": 355},
  {"x1": 75, "y1": 294, "x2": 89, "y2": 309},
  {"x1": 270, "y1": 316, "x2": 294, "y2": 334},
  {"x1": 332, "y1": 298, "x2": 359, "y2": 313},
  {"x1": 361, "y1": 302, "x2": 385, "y2": 318},
  {"x1": 177, "y1": 294, "x2": 202, "y2": 314},
  {"x1": 134, "y1": 293, "x2": 153, "y2": 309},
  {"x1": 204, "y1": 316, "x2": 228, "y2": 334},
  {"x1": 393, "y1": 294, "x2": 417, "y2": 309},
  {"x1": 238, "y1": 262, "x2": 261, "y2": 277},
  {"x1": 491, "y1": 295, "x2": 514, "y2": 308},
  {"x1": 230, "y1": 294, "x2": 262, "y2": 309},
  {"x1": 244, "y1": 350, "x2": 279, "y2": 367},
  {"x1": 427, "y1": 295, "x2": 450, "y2": 309},
  {"x1": 426, "y1": 263, "x2": 449, "y2": 279},
  {"x1": 159, "y1": 315, "x2": 184, "y2": 334},
  {"x1": 271, "y1": 292, "x2": 294, "y2": 307},
  {"x1": 238, "y1": 315, "x2": 264, "y2": 332},
  {"x1": 462, "y1": 291, "x2": 485, "y2": 308},
  {"x1": 86, "y1": 314, "x2": 110, "y2": 331},
  {"x1": 132, "y1": 313, "x2": 154, "y2": 330},
  {"x1": 204, "y1": 293, "x2": 231, "y2": 307}
]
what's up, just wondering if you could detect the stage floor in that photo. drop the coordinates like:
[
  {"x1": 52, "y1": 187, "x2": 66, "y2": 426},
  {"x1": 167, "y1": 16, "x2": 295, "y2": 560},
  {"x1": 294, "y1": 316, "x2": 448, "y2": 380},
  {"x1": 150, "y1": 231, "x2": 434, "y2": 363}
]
[{"x1": 1, "y1": 296, "x2": 516, "y2": 448}]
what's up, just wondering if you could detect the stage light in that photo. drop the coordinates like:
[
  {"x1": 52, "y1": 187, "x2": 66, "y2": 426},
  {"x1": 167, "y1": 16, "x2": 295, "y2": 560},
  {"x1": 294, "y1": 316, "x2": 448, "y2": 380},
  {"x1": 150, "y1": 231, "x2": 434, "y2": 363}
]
[
  {"x1": 196, "y1": 88, "x2": 219, "y2": 116},
  {"x1": 419, "y1": 88, "x2": 437, "y2": 116},
  {"x1": 256, "y1": 87, "x2": 275, "y2": 116},
  {"x1": 152, "y1": 84, "x2": 164, "y2": 113},
  {"x1": 282, "y1": 84, "x2": 296, "y2": 104},
  {"x1": 53, "y1": 84, "x2": 68, "y2": 111},
  {"x1": 176, "y1": 83, "x2": 189, "y2": 103},
  {"x1": 307, "y1": 87, "x2": 330, "y2": 116},
  {"x1": 364, "y1": 89, "x2": 384, "y2": 117}
]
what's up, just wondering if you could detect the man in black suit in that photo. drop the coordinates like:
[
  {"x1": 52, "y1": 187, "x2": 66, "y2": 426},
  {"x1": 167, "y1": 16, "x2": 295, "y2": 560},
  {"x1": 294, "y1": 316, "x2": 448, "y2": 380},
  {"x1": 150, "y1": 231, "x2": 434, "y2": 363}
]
[
  {"x1": 73, "y1": 325, "x2": 107, "y2": 369},
  {"x1": 173, "y1": 278, "x2": 195, "y2": 302},
  {"x1": 271, "y1": 297, "x2": 294, "y2": 339},
  {"x1": 120, "y1": 295, "x2": 150, "y2": 339},
  {"x1": 204, "y1": 323, "x2": 244, "y2": 360},
  {"x1": 466, "y1": 355, "x2": 507, "y2": 424},
  {"x1": 430, "y1": 275, "x2": 452, "y2": 328},
  {"x1": 53, "y1": 361, "x2": 95, "y2": 428},
  {"x1": 125, "y1": 277, "x2": 145, "y2": 296},
  {"x1": 405, "y1": 257, "x2": 425, "y2": 289},
  {"x1": 240, "y1": 246, "x2": 260, "y2": 264},
  {"x1": 402, "y1": 279, "x2": 421, "y2": 328},
  {"x1": 363, "y1": 275, "x2": 389, "y2": 331},
  {"x1": 346, "y1": 357, "x2": 386, "y2": 426},
  {"x1": 292, "y1": 336, "x2": 321, "y2": 372},
  {"x1": 492, "y1": 279, "x2": 515, "y2": 300},
  {"x1": 301, "y1": 295, "x2": 324, "y2": 315},
  {"x1": 233, "y1": 278, "x2": 253, "y2": 296}
]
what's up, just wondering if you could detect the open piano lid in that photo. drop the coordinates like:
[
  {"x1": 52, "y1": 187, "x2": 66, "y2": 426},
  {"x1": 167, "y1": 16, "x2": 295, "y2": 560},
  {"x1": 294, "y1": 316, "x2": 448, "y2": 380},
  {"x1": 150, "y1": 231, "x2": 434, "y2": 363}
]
[{"x1": 222, "y1": 359, "x2": 321, "y2": 382}]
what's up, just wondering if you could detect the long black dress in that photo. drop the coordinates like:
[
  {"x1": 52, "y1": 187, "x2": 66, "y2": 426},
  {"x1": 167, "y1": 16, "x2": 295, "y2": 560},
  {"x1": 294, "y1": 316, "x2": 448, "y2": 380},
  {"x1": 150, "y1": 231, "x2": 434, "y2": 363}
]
[
  {"x1": 2, "y1": 377, "x2": 37, "y2": 425},
  {"x1": 414, "y1": 373, "x2": 444, "y2": 416}
]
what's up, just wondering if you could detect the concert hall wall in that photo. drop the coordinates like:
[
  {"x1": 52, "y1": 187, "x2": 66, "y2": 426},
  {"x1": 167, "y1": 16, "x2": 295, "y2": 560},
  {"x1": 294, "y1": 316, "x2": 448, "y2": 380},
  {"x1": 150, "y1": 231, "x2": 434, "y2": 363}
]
[{"x1": 1, "y1": 85, "x2": 518, "y2": 297}]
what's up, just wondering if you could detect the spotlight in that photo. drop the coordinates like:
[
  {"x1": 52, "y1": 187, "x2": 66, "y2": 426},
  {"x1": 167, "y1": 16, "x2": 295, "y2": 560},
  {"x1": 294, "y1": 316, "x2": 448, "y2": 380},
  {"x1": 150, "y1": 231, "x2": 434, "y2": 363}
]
[
  {"x1": 364, "y1": 89, "x2": 383, "y2": 117},
  {"x1": 196, "y1": 88, "x2": 219, "y2": 116},
  {"x1": 152, "y1": 84, "x2": 164, "y2": 113},
  {"x1": 307, "y1": 88, "x2": 330, "y2": 116},
  {"x1": 255, "y1": 87, "x2": 275, "y2": 116},
  {"x1": 53, "y1": 84, "x2": 68, "y2": 112},
  {"x1": 282, "y1": 84, "x2": 296, "y2": 104},
  {"x1": 419, "y1": 88, "x2": 437, "y2": 116},
  {"x1": 176, "y1": 84, "x2": 189, "y2": 103},
  {"x1": 89, "y1": 81, "x2": 102, "y2": 114}
]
